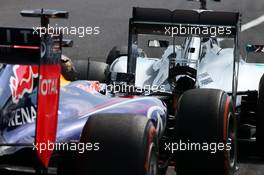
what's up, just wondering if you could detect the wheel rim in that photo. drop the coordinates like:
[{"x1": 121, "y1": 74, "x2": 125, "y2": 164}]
[
  {"x1": 226, "y1": 111, "x2": 237, "y2": 172},
  {"x1": 146, "y1": 143, "x2": 158, "y2": 175}
]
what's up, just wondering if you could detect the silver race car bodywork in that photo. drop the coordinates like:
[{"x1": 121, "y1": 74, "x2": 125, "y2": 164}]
[
  {"x1": 110, "y1": 38, "x2": 264, "y2": 93},
  {"x1": 105, "y1": 6, "x2": 264, "y2": 174}
]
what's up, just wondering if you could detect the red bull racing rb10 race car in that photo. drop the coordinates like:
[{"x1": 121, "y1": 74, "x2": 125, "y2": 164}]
[{"x1": 0, "y1": 10, "x2": 168, "y2": 175}]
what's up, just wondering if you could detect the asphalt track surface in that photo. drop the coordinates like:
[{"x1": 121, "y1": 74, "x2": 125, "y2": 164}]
[
  {"x1": 0, "y1": 0, "x2": 264, "y2": 175},
  {"x1": 0, "y1": 0, "x2": 264, "y2": 60}
]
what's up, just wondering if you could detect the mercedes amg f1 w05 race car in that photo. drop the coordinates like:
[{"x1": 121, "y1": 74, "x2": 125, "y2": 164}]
[
  {"x1": 100, "y1": 5, "x2": 264, "y2": 175},
  {"x1": 0, "y1": 10, "x2": 167, "y2": 175}
]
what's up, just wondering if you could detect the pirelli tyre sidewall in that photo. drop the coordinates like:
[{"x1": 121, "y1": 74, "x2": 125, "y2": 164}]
[
  {"x1": 73, "y1": 59, "x2": 109, "y2": 82},
  {"x1": 175, "y1": 89, "x2": 236, "y2": 175},
  {"x1": 257, "y1": 74, "x2": 264, "y2": 155},
  {"x1": 75, "y1": 114, "x2": 159, "y2": 175}
]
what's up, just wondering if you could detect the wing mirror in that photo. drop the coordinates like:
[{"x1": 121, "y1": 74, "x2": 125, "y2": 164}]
[
  {"x1": 148, "y1": 40, "x2": 169, "y2": 48},
  {"x1": 246, "y1": 44, "x2": 264, "y2": 53},
  {"x1": 245, "y1": 44, "x2": 264, "y2": 62}
]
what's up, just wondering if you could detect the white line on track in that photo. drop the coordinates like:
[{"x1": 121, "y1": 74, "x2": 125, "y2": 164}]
[
  {"x1": 218, "y1": 15, "x2": 264, "y2": 42},
  {"x1": 242, "y1": 15, "x2": 264, "y2": 32}
]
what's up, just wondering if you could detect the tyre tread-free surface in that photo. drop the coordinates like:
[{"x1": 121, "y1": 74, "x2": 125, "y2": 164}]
[
  {"x1": 175, "y1": 88, "x2": 233, "y2": 175},
  {"x1": 76, "y1": 113, "x2": 157, "y2": 175}
]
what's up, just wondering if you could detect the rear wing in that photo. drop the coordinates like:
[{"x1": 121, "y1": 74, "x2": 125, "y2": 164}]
[
  {"x1": 132, "y1": 8, "x2": 238, "y2": 26},
  {"x1": 128, "y1": 7, "x2": 240, "y2": 114},
  {"x1": 0, "y1": 9, "x2": 68, "y2": 169},
  {"x1": 21, "y1": 9, "x2": 68, "y2": 27},
  {"x1": 130, "y1": 7, "x2": 240, "y2": 38},
  {"x1": 0, "y1": 28, "x2": 40, "y2": 64}
]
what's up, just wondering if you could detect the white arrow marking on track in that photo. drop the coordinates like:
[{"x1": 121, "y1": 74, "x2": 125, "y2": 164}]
[{"x1": 242, "y1": 15, "x2": 264, "y2": 32}]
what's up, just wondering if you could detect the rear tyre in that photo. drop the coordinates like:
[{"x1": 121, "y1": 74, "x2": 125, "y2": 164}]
[
  {"x1": 76, "y1": 114, "x2": 158, "y2": 175},
  {"x1": 175, "y1": 89, "x2": 237, "y2": 175},
  {"x1": 73, "y1": 59, "x2": 109, "y2": 82},
  {"x1": 257, "y1": 74, "x2": 264, "y2": 155}
]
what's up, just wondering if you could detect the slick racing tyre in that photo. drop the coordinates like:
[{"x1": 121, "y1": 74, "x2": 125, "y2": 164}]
[
  {"x1": 73, "y1": 59, "x2": 109, "y2": 82},
  {"x1": 106, "y1": 46, "x2": 127, "y2": 65},
  {"x1": 175, "y1": 89, "x2": 237, "y2": 175},
  {"x1": 257, "y1": 74, "x2": 264, "y2": 155},
  {"x1": 76, "y1": 114, "x2": 158, "y2": 175}
]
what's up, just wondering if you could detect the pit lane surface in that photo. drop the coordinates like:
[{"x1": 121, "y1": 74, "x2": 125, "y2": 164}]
[{"x1": 0, "y1": 0, "x2": 264, "y2": 174}]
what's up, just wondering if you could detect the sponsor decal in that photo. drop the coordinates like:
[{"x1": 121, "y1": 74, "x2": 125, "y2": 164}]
[
  {"x1": 8, "y1": 106, "x2": 37, "y2": 127},
  {"x1": 198, "y1": 72, "x2": 213, "y2": 86},
  {"x1": 1, "y1": 29, "x2": 32, "y2": 44},
  {"x1": 76, "y1": 81, "x2": 101, "y2": 94},
  {"x1": 9, "y1": 65, "x2": 38, "y2": 104},
  {"x1": 36, "y1": 64, "x2": 60, "y2": 168},
  {"x1": 8, "y1": 65, "x2": 58, "y2": 128},
  {"x1": 39, "y1": 78, "x2": 58, "y2": 96}
]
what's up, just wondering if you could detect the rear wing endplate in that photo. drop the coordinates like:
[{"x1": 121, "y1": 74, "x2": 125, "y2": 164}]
[{"x1": 0, "y1": 9, "x2": 67, "y2": 169}]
